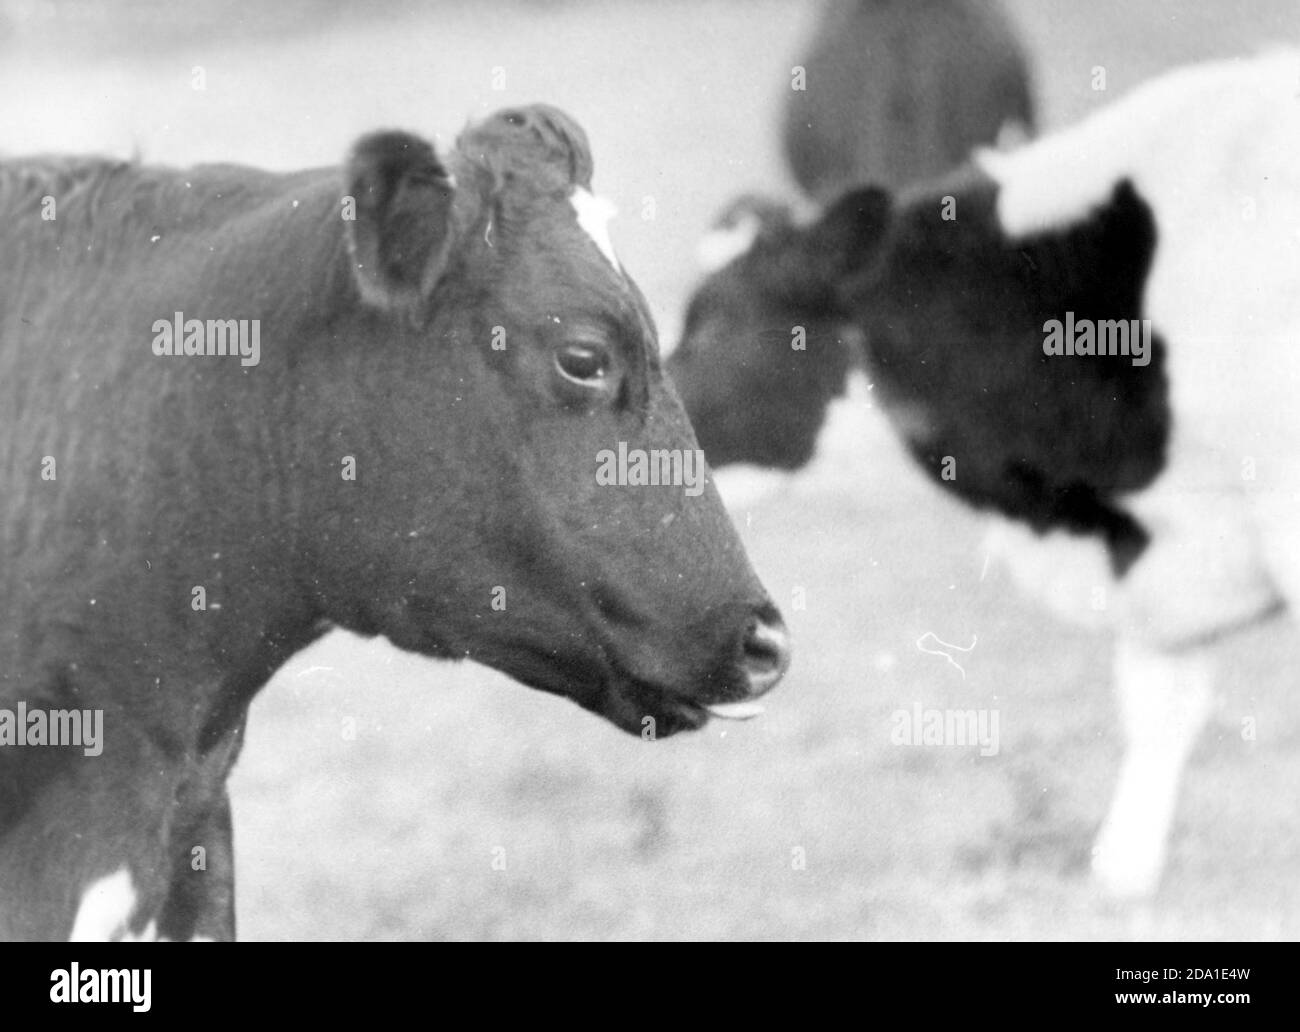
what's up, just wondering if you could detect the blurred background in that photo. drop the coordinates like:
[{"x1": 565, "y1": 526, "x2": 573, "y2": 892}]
[{"x1": 3, "y1": 0, "x2": 1297, "y2": 939}]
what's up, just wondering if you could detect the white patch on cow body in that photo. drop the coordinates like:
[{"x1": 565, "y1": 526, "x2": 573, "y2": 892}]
[
  {"x1": 981, "y1": 521, "x2": 1114, "y2": 630},
  {"x1": 69, "y1": 868, "x2": 138, "y2": 942},
  {"x1": 570, "y1": 188, "x2": 620, "y2": 270},
  {"x1": 982, "y1": 477, "x2": 1281, "y2": 650}
]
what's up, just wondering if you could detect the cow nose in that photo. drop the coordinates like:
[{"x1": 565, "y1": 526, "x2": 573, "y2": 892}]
[{"x1": 740, "y1": 609, "x2": 791, "y2": 697}]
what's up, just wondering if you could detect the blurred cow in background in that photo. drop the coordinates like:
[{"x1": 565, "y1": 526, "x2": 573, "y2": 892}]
[
  {"x1": 785, "y1": 0, "x2": 1035, "y2": 204},
  {"x1": 669, "y1": 52, "x2": 1300, "y2": 897}
]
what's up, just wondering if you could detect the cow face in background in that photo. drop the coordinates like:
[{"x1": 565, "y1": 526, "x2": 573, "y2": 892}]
[
  {"x1": 308, "y1": 106, "x2": 789, "y2": 736},
  {"x1": 666, "y1": 192, "x2": 886, "y2": 470}
]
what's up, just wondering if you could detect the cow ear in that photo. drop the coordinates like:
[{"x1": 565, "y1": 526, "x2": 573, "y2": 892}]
[
  {"x1": 805, "y1": 186, "x2": 893, "y2": 281},
  {"x1": 345, "y1": 130, "x2": 459, "y2": 311}
]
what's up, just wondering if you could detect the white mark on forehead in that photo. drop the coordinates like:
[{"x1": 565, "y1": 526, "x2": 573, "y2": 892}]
[
  {"x1": 69, "y1": 868, "x2": 137, "y2": 941},
  {"x1": 570, "y1": 188, "x2": 621, "y2": 270}
]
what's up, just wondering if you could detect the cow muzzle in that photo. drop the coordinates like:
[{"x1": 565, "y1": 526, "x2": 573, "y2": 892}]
[{"x1": 702, "y1": 605, "x2": 790, "y2": 720}]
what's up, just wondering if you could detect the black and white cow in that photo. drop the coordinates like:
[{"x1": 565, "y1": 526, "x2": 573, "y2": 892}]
[{"x1": 668, "y1": 52, "x2": 1300, "y2": 897}]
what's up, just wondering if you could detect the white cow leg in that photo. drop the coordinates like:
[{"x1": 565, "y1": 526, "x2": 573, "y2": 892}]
[{"x1": 1091, "y1": 636, "x2": 1214, "y2": 898}]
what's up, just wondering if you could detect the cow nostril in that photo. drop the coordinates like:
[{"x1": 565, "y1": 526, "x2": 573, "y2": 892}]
[{"x1": 740, "y1": 612, "x2": 791, "y2": 697}]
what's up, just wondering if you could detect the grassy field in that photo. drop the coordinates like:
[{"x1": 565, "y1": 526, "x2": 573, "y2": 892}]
[{"x1": 3, "y1": 0, "x2": 1298, "y2": 940}]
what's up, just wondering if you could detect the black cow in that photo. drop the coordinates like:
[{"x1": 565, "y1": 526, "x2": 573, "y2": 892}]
[
  {"x1": 0, "y1": 105, "x2": 789, "y2": 941},
  {"x1": 784, "y1": 0, "x2": 1035, "y2": 202},
  {"x1": 668, "y1": 54, "x2": 1300, "y2": 896}
]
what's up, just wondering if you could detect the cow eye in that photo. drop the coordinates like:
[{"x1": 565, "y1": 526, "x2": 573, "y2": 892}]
[{"x1": 555, "y1": 342, "x2": 610, "y2": 385}]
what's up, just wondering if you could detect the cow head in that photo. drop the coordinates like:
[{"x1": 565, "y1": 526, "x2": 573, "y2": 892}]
[
  {"x1": 666, "y1": 191, "x2": 885, "y2": 469},
  {"x1": 300, "y1": 105, "x2": 788, "y2": 736}
]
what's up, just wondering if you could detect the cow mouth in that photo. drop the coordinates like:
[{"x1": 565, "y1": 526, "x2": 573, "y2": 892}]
[
  {"x1": 508, "y1": 655, "x2": 761, "y2": 738},
  {"x1": 394, "y1": 600, "x2": 762, "y2": 737},
  {"x1": 596, "y1": 668, "x2": 767, "y2": 737},
  {"x1": 699, "y1": 700, "x2": 766, "y2": 720}
]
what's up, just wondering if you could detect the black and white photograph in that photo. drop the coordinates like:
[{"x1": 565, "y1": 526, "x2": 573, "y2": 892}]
[{"x1": 0, "y1": 0, "x2": 1296, "y2": 974}]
